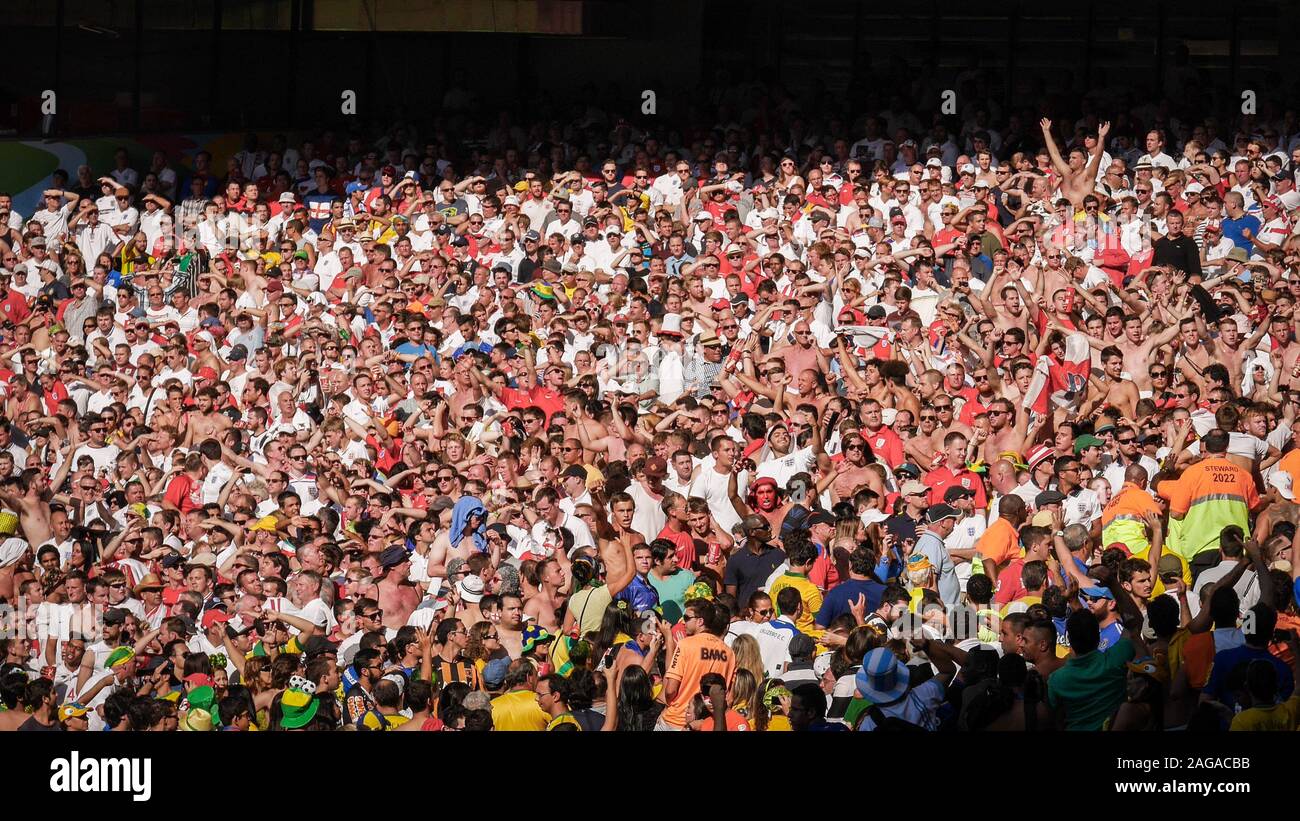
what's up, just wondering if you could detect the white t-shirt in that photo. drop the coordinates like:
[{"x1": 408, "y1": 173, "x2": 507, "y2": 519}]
[
  {"x1": 71, "y1": 443, "x2": 121, "y2": 475},
  {"x1": 726, "y1": 618, "x2": 796, "y2": 679},
  {"x1": 688, "y1": 466, "x2": 749, "y2": 533},
  {"x1": 754, "y1": 446, "x2": 816, "y2": 489},
  {"x1": 1063, "y1": 488, "x2": 1102, "y2": 528},
  {"x1": 626, "y1": 481, "x2": 667, "y2": 544}
]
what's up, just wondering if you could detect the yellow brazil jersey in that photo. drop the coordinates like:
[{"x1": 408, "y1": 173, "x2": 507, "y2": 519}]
[
  {"x1": 768, "y1": 572, "x2": 822, "y2": 637},
  {"x1": 1229, "y1": 694, "x2": 1300, "y2": 731},
  {"x1": 546, "y1": 713, "x2": 581, "y2": 731},
  {"x1": 491, "y1": 689, "x2": 549, "y2": 731},
  {"x1": 358, "y1": 710, "x2": 410, "y2": 731}
]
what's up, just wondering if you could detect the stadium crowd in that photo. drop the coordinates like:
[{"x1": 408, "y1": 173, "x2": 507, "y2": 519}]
[{"x1": 3, "y1": 96, "x2": 1300, "y2": 733}]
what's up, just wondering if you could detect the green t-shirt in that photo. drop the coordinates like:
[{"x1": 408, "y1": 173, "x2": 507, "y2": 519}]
[
  {"x1": 648, "y1": 569, "x2": 696, "y2": 623},
  {"x1": 1046, "y1": 637, "x2": 1136, "y2": 730}
]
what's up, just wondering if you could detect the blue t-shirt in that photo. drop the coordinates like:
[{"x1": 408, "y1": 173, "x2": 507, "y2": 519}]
[
  {"x1": 1205, "y1": 644, "x2": 1295, "y2": 709},
  {"x1": 816, "y1": 578, "x2": 886, "y2": 627},
  {"x1": 1221, "y1": 214, "x2": 1261, "y2": 256},
  {"x1": 394, "y1": 341, "x2": 440, "y2": 363},
  {"x1": 1097, "y1": 620, "x2": 1123, "y2": 651},
  {"x1": 613, "y1": 574, "x2": 660, "y2": 613}
]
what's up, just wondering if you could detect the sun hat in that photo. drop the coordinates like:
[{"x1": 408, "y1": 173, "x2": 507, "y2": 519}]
[
  {"x1": 179, "y1": 708, "x2": 213, "y2": 731},
  {"x1": 856, "y1": 647, "x2": 911, "y2": 704},
  {"x1": 456, "y1": 574, "x2": 485, "y2": 603},
  {"x1": 279, "y1": 686, "x2": 319, "y2": 729},
  {"x1": 521, "y1": 623, "x2": 555, "y2": 655}
]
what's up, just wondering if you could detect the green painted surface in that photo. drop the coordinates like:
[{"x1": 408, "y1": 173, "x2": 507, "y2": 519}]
[{"x1": 0, "y1": 142, "x2": 59, "y2": 194}]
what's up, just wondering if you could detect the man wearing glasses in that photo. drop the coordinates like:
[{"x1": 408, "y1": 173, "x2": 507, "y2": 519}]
[{"x1": 33, "y1": 188, "x2": 81, "y2": 242}]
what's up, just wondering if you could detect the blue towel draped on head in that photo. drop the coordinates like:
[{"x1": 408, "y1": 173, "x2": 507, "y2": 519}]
[{"x1": 449, "y1": 496, "x2": 488, "y2": 553}]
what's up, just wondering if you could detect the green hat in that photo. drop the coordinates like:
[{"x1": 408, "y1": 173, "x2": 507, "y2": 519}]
[
  {"x1": 279, "y1": 687, "x2": 319, "y2": 729},
  {"x1": 685, "y1": 581, "x2": 714, "y2": 602},
  {"x1": 1073, "y1": 434, "x2": 1104, "y2": 454},
  {"x1": 185, "y1": 685, "x2": 216, "y2": 715},
  {"x1": 105, "y1": 647, "x2": 135, "y2": 669},
  {"x1": 293, "y1": 250, "x2": 309, "y2": 260},
  {"x1": 520, "y1": 623, "x2": 554, "y2": 655}
]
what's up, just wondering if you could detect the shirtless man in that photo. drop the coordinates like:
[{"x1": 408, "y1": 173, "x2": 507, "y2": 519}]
[
  {"x1": 832, "y1": 432, "x2": 877, "y2": 502},
  {"x1": 860, "y1": 358, "x2": 898, "y2": 407},
  {"x1": 1209, "y1": 314, "x2": 1267, "y2": 392},
  {"x1": 563, "y1": 389, "x2": 609, "y2": 464},
  {"x1": 446, "y1": 357, "x2": 484, "y2": 420},
  {"x1": 497, "y1": 593, "x2": 527, "y2": 659},
  {"x1": 1114, "y1": 313, "x2": 1184, "y2": 395},
  {"x1": 982, "y1": 397, "x2": 1033, "y2": 465},
  {"x1": 774, "y1": 320, "x2": 829, "y2": 381},
  {"x1": 182, "y1": 386, "x2": 233, "y2": 448},
  {"x1": 1038, "y1": 118, "x2": 1111, "y2": 208},
  {"x1": 0, "y1": 470, "x2": 54, "y2": 547},
  {"x1": 1172, "y1": 316, "x2": 1217, "y2": 387},
  {"x1": 928, "y1": 393, "x2": 973, "y2": 454},
  {"x1": 748, "y1": 477, "x2": 791, "y2": 535},
  {"x1": 424, "y1": 504, "x2": 481, "y2": 580},
  {"x1": 903, "y1": 405, "x2": 942, "y2": 466},
  {"x1": 376, "y1": 548, "x2": 421, "y2": 630},
  {"x1": 523, "y1": 556, "x2": 567, "y2": 632},
  {"x1": 599, "y1": 493, "x2": 645, "y2": 584},
  {"x1": 971, "y1": 279, "x2": 1034, "y2": 339},
  {"x1": 1081, "y1": 346, "x2": 1140, "y2": 419},
  {"x1": 5, "y1": 376, "x2": 43, "y2": 421}
]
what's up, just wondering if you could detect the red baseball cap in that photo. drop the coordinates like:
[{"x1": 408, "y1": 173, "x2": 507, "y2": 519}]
[
  {"x1": 711, "y1": 299, "x2": 731, "y2": 311},
  {"x1": 200, "y1": 611, "x2": 231, "y2": 630},
  {"x1": 197, "y1": 366, "x2": 219, "y2": 381}
]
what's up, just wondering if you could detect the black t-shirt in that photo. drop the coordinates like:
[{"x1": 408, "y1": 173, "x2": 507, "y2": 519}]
[
  {"x1": 1152, "y1": 236, "x2": 1202, "y2": 278},
  {"x1": 723, "y1": 543, "x2": 787, "y2": 606},
  {"x1": 18, "y1": 715, "x2": 62, "y2": 731}
]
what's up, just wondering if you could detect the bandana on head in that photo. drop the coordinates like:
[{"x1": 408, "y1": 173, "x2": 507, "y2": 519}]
[{"x1": 105, "y1": 647, "x2": 135, "y2": 669}]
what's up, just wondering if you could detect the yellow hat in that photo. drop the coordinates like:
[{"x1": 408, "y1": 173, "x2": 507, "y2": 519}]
[{"x1": 248, "y1": 516, "x2": 280, "y2": 533}]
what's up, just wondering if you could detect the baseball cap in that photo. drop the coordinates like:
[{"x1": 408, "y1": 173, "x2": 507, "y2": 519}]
[
  {"x1": 1269, "y1": 471, "x2": 1295, "y2": 501},
  {"x1": 894, "y1": 462, "x2": 922, "y2": 478},
  {"x1": 482, "y1": 657, "x2": 511, "y2": 690},
  {"x1": 943, "y1": 485, "x2": 974, "y2": 503},
  {"x1": 430, "y1": 496, "x2": 456, "y2": 513},
  {"x1": 561, "y1": 465, "x2": 588, "y2": 481},
  {"x1": 900, "y1": 480, "x2": 929, "y2": 497},
  {"x1": 1156, "y1": 554, "x2": 1184, "y2": 578},
  {"x1": 926, "y1": 503, "x2": 958, "y2": 523},
  {"x1": 200, "y1": 611, "x2": 230, "y2": 630},
  {"x1": 1081, "y1": 586, "x2": 1115, "y2": 600},
  {"x1": 1073, "y1": 434, "x2": 1104, "y2": 454},
  {"x1": 642, "y1": 456, "x2": 668, "y2": 478},
  {"x1": 1035, "y1": 490, "x2": 1066, "y2": 507},
  {"x1": 379, "y1": 546, "x2": 410, "y2": 569},
  {"x1": 806, "y1": 510, "x2": 836, "y2": 527},
  {"x1": 788, "y1": 633, "x2": 817, "y2": 660},
  {"x1": 302, "y1": 635, "x2": 340, "y2": 659}
]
